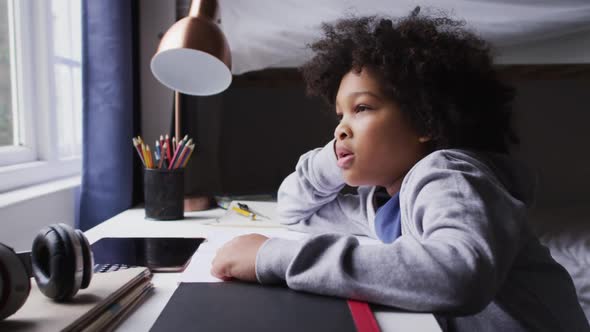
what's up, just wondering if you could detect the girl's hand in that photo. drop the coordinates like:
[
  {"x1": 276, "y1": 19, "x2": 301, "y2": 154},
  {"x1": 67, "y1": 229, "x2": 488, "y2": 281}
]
[{"x1": 211, "y1": 234, "x2": 269, "y2": 282}]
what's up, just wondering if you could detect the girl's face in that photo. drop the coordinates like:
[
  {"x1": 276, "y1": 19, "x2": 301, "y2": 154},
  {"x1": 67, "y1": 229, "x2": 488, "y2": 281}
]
[{"x1": 334, "y1": 67, "x2": 430, "y2": 195}]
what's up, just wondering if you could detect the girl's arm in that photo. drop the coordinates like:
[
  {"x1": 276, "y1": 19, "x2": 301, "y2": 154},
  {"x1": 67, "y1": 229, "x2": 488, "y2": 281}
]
[
  {"x1": 258, "y1": 150, "x2": 526, "y2": 313},
  {"x1": 277, "y1": 139, "x2": 374, "y2": 237}
]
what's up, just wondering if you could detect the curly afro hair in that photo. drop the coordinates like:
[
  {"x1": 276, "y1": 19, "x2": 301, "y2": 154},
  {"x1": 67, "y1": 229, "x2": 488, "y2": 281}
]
[{"x1": 300, "y1": 7, "x2": 518, "y2": 153}]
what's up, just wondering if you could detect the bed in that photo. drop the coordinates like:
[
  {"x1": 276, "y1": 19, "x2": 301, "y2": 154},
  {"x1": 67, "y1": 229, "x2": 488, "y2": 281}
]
[
  {"x1": 219, "y1": 0, "x2": 590, "y2": 74},
  {"x1": 533, "y1": 208, "x2": 590, "y2": 322}
]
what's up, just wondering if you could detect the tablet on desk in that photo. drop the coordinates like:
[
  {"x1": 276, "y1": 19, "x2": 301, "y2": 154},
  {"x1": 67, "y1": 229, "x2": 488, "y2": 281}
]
[{"x1": 91, "y1": 237, "x2": 204, "y2": 272}]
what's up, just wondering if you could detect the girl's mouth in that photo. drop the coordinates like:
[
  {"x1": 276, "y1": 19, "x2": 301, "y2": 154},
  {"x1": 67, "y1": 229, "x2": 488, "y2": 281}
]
[{"x1": 337, "y1": 153, "x2": 354, "y2": 168}]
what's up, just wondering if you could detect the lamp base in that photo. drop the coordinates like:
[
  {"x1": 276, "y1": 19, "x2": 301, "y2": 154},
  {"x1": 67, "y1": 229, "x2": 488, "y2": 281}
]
[{"x1": 184, "y1": 195, "x2": 213, "y2": 211}]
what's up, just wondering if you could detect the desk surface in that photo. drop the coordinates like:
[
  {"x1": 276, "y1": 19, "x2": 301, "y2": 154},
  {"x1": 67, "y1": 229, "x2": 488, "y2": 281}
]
[{"x1": 86, "y1": 207, "x2": 442, "y2": 332}]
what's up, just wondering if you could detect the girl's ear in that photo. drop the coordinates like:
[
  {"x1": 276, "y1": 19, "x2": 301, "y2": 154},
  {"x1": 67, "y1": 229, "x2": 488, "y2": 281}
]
[{"x1": 418, "y1": 136, "x2": 431, "y2": 143}]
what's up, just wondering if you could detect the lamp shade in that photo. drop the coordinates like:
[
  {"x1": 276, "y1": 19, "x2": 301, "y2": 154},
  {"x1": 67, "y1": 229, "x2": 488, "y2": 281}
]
[{"x1": 151, "y1": 0, "x2": 232, "y2": 96}]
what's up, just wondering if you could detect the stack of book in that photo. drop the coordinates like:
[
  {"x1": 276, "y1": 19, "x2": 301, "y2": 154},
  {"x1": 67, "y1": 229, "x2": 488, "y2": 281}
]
[{"x1": 0, "y1": 267, "x2": 153, "y2": 332}]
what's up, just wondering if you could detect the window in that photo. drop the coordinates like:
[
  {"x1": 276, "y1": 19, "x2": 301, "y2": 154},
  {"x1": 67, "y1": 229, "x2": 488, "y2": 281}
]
[
  {"x1": 0, "y1": 0, "x2": 82, "y2": 193},
  {"x1": 0, "y1": 0, "x2": 14, "y2": 148}
]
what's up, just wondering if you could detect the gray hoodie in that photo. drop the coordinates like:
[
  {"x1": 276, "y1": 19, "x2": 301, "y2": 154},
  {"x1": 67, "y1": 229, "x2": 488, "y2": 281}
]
[{"x1": 255, "y1": 140, "x2": 589, "y2": 332}]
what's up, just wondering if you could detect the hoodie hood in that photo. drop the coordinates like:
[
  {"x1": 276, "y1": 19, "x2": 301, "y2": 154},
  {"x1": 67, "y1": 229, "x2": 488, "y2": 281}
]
[{"x1": 453, "y1": 149, "x2": 538, "y2": 209}]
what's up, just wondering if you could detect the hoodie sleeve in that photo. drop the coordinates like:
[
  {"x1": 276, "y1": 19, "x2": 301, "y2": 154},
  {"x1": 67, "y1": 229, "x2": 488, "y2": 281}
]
[
  {"x1": 276, "y1": 139, "x2": 374, "y2": 237},
  {"x1": 257, "y1": 150, "x2": 526, "y2": 314}
]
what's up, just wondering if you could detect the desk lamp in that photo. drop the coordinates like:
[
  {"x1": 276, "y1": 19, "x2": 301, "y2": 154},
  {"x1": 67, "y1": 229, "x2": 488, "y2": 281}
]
[{"x1": 151, "y1": 0, "x2": 232, "y2": 210}]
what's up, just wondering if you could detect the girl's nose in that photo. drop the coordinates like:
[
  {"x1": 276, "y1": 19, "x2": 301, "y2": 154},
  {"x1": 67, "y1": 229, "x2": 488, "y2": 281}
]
[{"x1": 334, "y1": 122, "x2": 351, "y2": 140}]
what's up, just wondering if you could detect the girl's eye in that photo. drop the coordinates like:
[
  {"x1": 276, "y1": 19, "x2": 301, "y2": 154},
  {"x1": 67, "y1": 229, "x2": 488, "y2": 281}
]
[{"x1": 355, "y1": 105, "x2": 370, "y2": 113}]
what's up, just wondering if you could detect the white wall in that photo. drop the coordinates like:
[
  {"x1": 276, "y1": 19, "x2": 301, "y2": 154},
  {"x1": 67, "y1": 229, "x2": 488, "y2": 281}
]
[{"x1": 0, "y1": 183, "x2": 77, "y2": 252}]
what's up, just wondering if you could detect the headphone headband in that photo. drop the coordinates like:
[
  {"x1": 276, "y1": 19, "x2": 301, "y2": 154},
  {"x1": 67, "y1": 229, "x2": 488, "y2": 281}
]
[{"x1": 15, "y1": 252, "x2": 32, "y2": 279}]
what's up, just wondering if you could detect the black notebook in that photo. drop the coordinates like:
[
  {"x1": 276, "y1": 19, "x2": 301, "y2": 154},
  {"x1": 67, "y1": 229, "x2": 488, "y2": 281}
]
[{"x1": 150, "y1": 282, "x2": 361, "y2": 332}]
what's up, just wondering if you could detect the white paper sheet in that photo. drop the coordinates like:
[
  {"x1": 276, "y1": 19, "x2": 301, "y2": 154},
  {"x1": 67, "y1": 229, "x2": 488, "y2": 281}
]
[{"x1": 179, "y1": 225, "x2": 309, "y2": 283}]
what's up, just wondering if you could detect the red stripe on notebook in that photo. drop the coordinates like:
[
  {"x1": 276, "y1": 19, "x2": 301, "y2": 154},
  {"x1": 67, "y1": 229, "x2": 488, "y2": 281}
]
[{"x1": 347, "y1": 300, "x2": 381, "y2": 332}]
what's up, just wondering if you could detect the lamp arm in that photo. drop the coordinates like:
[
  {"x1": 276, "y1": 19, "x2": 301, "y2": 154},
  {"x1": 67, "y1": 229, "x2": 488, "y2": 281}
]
[
  {"x1": 175, "y1": 91, "x2": 182, "y2": 143},
  {"x1": 189, "y1": 0, "x2": 220, "y2": 22}
]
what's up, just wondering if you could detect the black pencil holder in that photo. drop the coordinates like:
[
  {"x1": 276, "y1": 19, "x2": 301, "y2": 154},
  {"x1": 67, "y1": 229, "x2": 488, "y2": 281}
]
[{"x1": 144, "y1": 168, "x2": 184, "y2": 220}]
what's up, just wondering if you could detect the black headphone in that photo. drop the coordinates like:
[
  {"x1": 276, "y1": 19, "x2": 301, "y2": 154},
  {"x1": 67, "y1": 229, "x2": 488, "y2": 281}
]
[{"x1": 0, "y1": 223, "x2": 94, "y2": 320}]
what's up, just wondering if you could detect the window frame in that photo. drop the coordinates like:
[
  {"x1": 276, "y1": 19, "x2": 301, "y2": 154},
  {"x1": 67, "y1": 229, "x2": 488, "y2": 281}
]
[{"x1": 0, "y1": 0, "x2": 82, "y2": 193}]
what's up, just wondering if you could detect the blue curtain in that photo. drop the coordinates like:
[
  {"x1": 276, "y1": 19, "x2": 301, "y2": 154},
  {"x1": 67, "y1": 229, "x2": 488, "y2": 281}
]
[{"x1": 78, "y1": 0, "x2": 140, "y2": 231}]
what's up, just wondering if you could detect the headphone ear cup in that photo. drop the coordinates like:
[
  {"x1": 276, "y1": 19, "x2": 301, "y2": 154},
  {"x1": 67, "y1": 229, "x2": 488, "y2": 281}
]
[
  {"x1": 75, "y1": 230, "x2": 93, "y2": 289},
  {"x1": 31, "y1": 224, "x2": 83, "y2": 301},
  {"x1": 0, "y1": 243, "x2": 31, "y2": 320}
]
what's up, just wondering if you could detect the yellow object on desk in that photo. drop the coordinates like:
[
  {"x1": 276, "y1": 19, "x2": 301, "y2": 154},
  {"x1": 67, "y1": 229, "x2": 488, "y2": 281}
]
[
  {"x1": 214, "y1": 201, "x2": 284, "y2": 228},
  {"x1": 231, "y1": 206, "x2": 256, "y2": 220}
]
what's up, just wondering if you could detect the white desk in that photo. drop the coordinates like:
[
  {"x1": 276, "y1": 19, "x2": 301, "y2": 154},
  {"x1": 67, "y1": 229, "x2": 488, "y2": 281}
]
[{"x1": 85, "y1": 207, "x2": 442, "y2": 332}]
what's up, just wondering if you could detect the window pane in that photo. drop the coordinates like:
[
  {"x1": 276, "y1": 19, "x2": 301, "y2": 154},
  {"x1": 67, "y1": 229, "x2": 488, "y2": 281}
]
[
  {"x1": 0, "y1": 0, "x2": 14, "y2": 147},
  {"x1": 70, "y1": 0, "x2": 81, "y2": 62},
  {"x1": 52, "y1": 0, "x2": 82, "y2": 158},
  {"x1": 72, "y1": 65, "x2": 81, "y2": 155},
  {"x1": 51, "y1": 0, "x2": 72, "y2": 59},
  {"x1": 55, "y1": 64, "x2": 74, "y2": 157},
  {"x1": 55, "y1": 64, "x2": 81, "y2": 157}
]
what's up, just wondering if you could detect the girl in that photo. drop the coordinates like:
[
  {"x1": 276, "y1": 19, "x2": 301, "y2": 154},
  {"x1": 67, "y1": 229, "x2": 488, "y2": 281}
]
[{"x1": 211, "y1": 9, "x2": 589, "y2": 331}]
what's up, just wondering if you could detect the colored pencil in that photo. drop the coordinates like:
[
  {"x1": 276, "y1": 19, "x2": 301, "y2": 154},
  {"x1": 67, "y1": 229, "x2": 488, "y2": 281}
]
[
  {"x1": 173, "y1": 140, "x2": 192, "y2": 169},
  {"x1": 168, "y1": 141, "x2": 182, "y2": 169},
  {"x1": 181, "y1": 143, "x2": 195, "y2": 168},
  {"x1": 132, "y1": 138, "x2": 145, "y2": 166},
  {"x1": 150, "y1": 145, "x2": 155, "y2": 168},
  {"x1": 158, "y1": 142, "x2": 167, "y2": 169},
  {"x1": 141, "y1": 142, "x2": 148, "y2": 167},
  {"x1": 155, "y1": 140, "x2": 161, "y2": 161},
  {"x1": 165, "y1": 135, "x2": 172, "y2": 161},
  {"x1": 146, "y1": 145, "x2": 153, "y2": 168},
  {"x1": 144, "y1": 144, "x2": 149, "y2": 168},
  {"x1": 168, "y1": 137, "x2": 187, "y2": 170}
]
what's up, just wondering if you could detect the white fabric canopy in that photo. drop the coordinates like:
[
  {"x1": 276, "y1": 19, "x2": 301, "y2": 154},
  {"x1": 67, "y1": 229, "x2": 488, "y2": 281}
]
[{"x1": 219, "y1": 0, "x2": 590, "y2": 74}]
